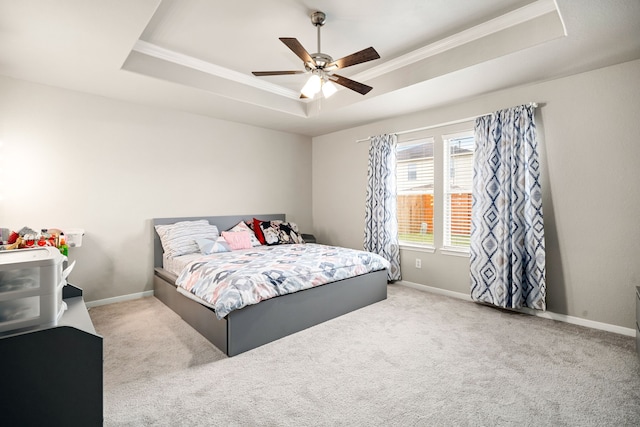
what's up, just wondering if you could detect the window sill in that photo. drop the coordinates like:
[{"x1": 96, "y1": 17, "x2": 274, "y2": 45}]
[
  {"x1": 399, "y1": 244, "x2": 436, "y2": 254},
  {"x1": 440, "y1": 247, "x2": 470, "y2": 257}
]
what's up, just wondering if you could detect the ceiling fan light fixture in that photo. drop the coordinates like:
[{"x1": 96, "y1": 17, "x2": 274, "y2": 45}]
[
  {"x1": 322, "y1": 80, "x2": 337, "y2": 98},
  {"x1": 301, "y1": 73, "x2": 322, "y2": 98}
]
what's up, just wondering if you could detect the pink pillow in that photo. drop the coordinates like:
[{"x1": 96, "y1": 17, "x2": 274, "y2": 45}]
[{"x1": 221, "y1": 231, "x2": 253, "y2": 250}]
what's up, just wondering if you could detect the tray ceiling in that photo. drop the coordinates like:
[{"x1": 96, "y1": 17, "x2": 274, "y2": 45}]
[{"x1": 1, "y1": 0, "x2": 639, "y2": 136}]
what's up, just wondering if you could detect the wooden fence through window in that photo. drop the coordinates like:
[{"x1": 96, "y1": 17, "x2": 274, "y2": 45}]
[{"x1": 398, "y1": 194, "x2": 471, "y2": 235}]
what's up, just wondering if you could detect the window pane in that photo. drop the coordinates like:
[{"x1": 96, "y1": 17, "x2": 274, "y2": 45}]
[
  {"x1": 397, "y1": 138, "x2": 434, "y2": 246},
  {"x1": 444, "y1": 133, "x2": 474, "y2": 249}
]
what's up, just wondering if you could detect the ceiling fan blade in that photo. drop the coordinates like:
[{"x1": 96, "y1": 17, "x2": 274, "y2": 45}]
[
  {"x1": 331, "y1": 74, "x2": 373, "y2": 95},
  {"x1": 279, "y1": 37, "x2": 316, "y2": 66},
  {"x1": 252, "y1": 70, "x2": 306, "y2": 76},
  {"x1": 327, "y1": 47, "x2": 380, "y2": 69}
]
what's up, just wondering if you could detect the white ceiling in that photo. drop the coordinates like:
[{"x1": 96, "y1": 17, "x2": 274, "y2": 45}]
[{"x1": 1, "y1": 0, "x2": 639, "y2": 137}]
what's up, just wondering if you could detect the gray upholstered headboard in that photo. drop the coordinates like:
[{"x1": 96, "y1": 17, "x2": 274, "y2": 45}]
[{"x1": 152, "y1": 214, "x2": 286, "y2": 269}]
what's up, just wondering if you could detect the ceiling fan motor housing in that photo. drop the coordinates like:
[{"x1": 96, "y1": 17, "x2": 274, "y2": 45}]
[{"x1": 306, "y1": 53, "x2": 333, "y2": 70}]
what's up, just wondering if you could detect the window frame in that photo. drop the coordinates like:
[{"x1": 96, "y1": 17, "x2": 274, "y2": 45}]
[
  {"x1": 395, "y1": 121, "x2": 475, "y2": 256},
  {"x1": 442, "y1": 130, "x2": 474, "y2": 253},
  {"x1": 396, "y1": 137, "x2": 435, "y2": 249}
]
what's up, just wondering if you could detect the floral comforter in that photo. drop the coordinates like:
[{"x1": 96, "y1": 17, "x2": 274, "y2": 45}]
[{"x1": 175, "y1": 244, "x2": 389, "y2": 319}]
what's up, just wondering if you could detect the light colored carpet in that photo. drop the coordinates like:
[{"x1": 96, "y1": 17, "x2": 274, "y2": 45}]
[{"x1": 90, "y1": 284, "x2": 640, "y2": 426}]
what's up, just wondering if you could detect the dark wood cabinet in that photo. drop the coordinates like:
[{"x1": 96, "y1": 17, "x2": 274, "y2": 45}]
[{"x1": 0, "y1": 284, "x2": 103, "y2": 426}]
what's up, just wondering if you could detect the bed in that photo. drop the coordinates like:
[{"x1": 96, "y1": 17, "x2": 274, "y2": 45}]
[{"x1": 152, "y1": 214, "x2": 388, "y2": 356}]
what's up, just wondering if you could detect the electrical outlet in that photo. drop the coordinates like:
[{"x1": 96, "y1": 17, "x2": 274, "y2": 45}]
[{"x1": 415, "y1": 258, "x2": 422, "y2": 269}]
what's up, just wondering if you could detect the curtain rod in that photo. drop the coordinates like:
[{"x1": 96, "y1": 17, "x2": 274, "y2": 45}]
[{"x1": 356, "y1": 102, "x2": 538, "y2": 143}]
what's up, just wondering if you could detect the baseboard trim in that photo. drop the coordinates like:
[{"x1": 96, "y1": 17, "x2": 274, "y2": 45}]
[
  {"x1": 86, "y1": 282, "x2": 636, "y2": 338},
  {"x1": 86, "y1": 290, "x2": 154, "y2": 308},
  {"x1": 397, "y1": 280, "x2": 636, "y2": 337},
  {"x1": 399, "y1": 280, "x2": 474, "y2": 302}
]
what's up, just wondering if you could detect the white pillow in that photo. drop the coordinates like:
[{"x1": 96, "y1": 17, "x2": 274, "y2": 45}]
[{"x1": 155, "y1": 220, "x2": 219, "y2": 257}]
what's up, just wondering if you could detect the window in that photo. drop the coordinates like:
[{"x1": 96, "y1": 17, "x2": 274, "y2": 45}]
[
  {"x1": 396, "y1": 138, "x2": 434, "y2": 246},
  {"x1": 395, "y1": 122, "x2": 475, "y2": 253},
  {"x1": 443, "y1": 132, "x2": 474, "y2": 250}
]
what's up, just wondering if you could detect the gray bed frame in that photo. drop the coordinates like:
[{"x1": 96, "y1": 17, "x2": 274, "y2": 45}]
[{"x1": 153, "y1": 214, "x2": 388, "y2": 356}]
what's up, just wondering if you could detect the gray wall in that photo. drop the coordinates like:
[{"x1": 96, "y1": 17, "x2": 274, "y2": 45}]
[
  {"x1": 3, "y1": 59, "x2": 639, "y2": 330},
  {"x1": 312, "y1": 59, "x2": 640, "y2": 330},
  {"x1": 0, "y1": 76, "x2": 313, "y2": 302}
]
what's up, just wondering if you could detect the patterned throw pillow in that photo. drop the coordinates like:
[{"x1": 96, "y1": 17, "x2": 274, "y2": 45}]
[
  {"x1": 250, "y1": 218, "x2": 267, "y2": 245},
  {"x1": 196, "y1": 236, "x2": 231, "y2": 254},
  {"x1": 258, "y1": 220, "x2": 305, "y2": 245},
  {"x1": 155, "y1": 220, "x2": 219, "y2": 258},
  {"x1": 228, "y1": 221, "x2": 262, "y2": 246}
]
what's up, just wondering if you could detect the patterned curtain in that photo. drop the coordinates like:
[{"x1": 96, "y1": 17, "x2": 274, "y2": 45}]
[
  {"x1": 364, "y1": 134, "x2": 401, "y2": 281},
  {"x1": 470, "y1": 104, "x2": 546, "y2": 310}
]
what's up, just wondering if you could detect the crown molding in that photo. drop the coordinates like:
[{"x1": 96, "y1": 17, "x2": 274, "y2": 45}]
[
  {"x1": 351, "y1": 0, "x2": 560, "y2": 82},
  {"x1": 131, "y1": 40, "x2": 302, "y2": 100}
]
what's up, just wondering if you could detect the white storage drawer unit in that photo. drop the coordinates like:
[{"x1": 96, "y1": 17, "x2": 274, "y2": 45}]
[{"x1": 0, "y1": 247, "x2": 67, "y2": 333}]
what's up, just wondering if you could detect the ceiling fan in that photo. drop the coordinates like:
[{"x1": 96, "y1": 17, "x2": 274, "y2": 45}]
[{"x1": 252, "y1": 11, "x2": 380, "y2": 99}]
